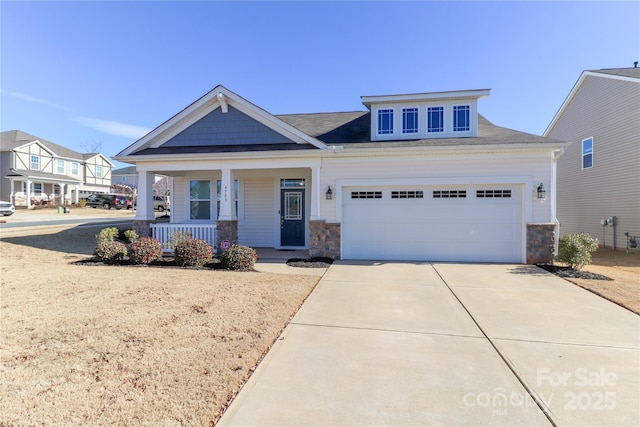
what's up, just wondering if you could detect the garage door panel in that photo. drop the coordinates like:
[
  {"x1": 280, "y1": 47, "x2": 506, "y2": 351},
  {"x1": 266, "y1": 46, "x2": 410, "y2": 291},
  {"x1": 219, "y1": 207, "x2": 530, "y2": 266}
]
[{"x1": 342, "y1": 186, "x2": 523, "y2": 263}]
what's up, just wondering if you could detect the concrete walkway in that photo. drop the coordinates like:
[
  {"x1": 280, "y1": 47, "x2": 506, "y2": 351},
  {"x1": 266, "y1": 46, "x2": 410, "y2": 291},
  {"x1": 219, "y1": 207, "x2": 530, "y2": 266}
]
[{"x1": 218, "y1": 261, "x2": 640, "y2": 426}]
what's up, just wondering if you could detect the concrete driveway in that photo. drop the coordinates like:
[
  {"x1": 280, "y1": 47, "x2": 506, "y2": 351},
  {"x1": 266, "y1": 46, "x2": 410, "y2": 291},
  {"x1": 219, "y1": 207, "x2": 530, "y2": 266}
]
[{"x1": 218, "y1": 261, "x2": 640, "y2": 426}]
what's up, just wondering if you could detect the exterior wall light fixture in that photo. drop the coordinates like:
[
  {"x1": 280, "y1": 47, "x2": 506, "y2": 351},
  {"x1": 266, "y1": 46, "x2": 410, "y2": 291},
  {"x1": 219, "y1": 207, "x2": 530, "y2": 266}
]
[
  {"x1": 537, "y1": 183, "x2": 546, "y2": 199},
  {"x1": 326, "y1": 186, "x2": 333, "y2": 200}
]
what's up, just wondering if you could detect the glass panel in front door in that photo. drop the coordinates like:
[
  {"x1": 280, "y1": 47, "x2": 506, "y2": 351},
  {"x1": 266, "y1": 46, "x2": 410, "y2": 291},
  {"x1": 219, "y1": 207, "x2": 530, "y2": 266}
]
[{"x1": 284, "y1": 192, "x2": 302, "y2": 220}]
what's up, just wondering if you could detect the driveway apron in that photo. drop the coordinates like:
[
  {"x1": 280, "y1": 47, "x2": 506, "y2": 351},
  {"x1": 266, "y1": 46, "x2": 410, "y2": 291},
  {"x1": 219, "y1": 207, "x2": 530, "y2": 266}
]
[{"x1": 218, "y1": 261, "x2": 640, "y2": 427}]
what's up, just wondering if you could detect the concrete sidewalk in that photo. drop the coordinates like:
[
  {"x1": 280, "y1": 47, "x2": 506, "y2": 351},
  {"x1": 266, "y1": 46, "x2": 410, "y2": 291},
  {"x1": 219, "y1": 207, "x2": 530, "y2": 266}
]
[{"x1": 218, "y1": 261, "x2": 640, "y2": 426}]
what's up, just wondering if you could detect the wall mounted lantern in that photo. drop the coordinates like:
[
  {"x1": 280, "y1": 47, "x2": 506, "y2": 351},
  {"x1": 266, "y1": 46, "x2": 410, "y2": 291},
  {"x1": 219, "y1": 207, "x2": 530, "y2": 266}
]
[
  {"x1": 326, "y1": 186, "x2": 333, "y2": 200},
  {"x1": 537, "y1": 183, "x2": 546, "y2": 199}
]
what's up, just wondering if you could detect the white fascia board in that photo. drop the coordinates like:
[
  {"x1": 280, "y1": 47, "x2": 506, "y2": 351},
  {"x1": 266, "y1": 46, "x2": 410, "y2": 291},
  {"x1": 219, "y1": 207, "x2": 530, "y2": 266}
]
[
  {"x1": 117, "y1": 85, "x2": 327, "y2": 157},
  {"x1": 15, "y1": 140, "x2": 56, "y2": 157},
  {"x1": 84, "y1": 153, "x2": 116, "y2": 167},
  {"x1": 362, "y1": 89, "x2": 491, "y2": 107}
]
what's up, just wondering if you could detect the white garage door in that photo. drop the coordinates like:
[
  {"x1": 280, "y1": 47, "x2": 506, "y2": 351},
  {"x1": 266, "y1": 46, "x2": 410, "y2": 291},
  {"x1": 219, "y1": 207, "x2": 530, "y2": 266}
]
[{"x1": 342, "y1": 186, "x2": 523, "y2": 262}]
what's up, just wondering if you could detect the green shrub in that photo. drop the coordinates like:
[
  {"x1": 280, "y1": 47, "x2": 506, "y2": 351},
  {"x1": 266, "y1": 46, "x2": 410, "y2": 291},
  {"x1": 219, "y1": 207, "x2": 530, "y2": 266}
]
[
  {"x1": 219, "y1": 244, "x2": 258, "y2": 271},
  {"x1": 124, "y1": 229, "x2": 139, "y2": 242},
  {"x1": 557, "y1": 232, "x2": 599, "y2": 270},
  {"x1": 95, "y1": 227, "x2": 120, "y2": 244},
  {"x1": 129, "y1": 236, "x2": 163, "y2": 265},
  {"x1": 174, "y1": 238, "x2": 213, "y2": 267},
  {"x1": 94, "y1": 240, "x2": 128, "y2": 263}
]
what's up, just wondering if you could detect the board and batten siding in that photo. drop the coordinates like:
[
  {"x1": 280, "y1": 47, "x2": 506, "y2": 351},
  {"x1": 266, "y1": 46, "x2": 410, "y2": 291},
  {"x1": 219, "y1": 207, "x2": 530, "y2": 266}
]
[
  {"x1": 318, "y1": 153, "x2": 554, "y2": 224},
  {"x1": 548, "y1": 74, "x2": 640, "y2": 247},
  {"x1": 238, "y1": 177, "x2": 276, "y2": 247}
]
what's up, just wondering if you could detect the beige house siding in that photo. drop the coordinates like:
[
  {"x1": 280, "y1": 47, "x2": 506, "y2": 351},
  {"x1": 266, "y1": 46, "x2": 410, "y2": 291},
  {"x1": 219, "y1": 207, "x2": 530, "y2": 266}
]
[{"x1": 547, "y1": 74, "x2": 640, "y2": 248}]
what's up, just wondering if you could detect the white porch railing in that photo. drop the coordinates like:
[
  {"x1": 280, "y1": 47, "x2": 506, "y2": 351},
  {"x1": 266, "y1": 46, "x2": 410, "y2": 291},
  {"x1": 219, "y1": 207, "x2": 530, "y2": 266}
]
[{"x1": 150, "y1": 223, "x2": 217, "y2": 253}]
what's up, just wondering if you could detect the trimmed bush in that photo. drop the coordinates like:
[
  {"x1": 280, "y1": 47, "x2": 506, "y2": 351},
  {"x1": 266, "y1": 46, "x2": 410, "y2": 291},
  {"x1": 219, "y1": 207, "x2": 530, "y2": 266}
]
[
  {"x1": 129, "y1": 236, "x2": 163, "y2": 265},
  {"x1": 168, "y1": 230, "x2": 191, "y2": 250},
  {"x1": 124, "y1": 229, "x2": 139, "y2": 242},
  {"x1": 174, "y1": 238, "x2": 213, "y2": 267},
  {"x1": 94, "y1": 240, "x2": 128, "y2": 263},
  {"x1": 96, "y1": 227, "x2": 119, "y2": 244},
  {"x1": 557, "y1": 232, "x2": 599, "y2": 270},
  {"x1": 219, "y1": 244, "x2": 258, "y2": 271}
]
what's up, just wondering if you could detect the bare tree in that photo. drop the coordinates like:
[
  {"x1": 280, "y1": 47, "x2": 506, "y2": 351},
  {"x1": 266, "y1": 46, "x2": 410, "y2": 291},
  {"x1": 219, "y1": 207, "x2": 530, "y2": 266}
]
[
  {"x1": 153, "y1": 176, "x2": 171, "y2": 198},
  {"x1": 80, "y1": 138, "x2": 103, "y2": 153}
]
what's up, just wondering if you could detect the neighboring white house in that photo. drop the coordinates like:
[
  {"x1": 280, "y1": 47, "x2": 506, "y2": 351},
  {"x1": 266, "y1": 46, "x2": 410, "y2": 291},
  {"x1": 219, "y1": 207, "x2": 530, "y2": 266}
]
[
  {"x1": 544, "y1": 67, "x2": 640, "y2": 250},
  {"x1": 0, "y1": 130, "x2": 114, "y2": 207},
  {"x1": 114, "y1": 85, "x2": 568, "y2": 263}
]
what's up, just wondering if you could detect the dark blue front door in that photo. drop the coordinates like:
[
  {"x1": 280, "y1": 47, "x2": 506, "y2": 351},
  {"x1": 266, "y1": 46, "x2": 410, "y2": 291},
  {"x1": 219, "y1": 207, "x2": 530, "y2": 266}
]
[{"x1": 280, "y1": 188, "x2": 305, "y2": 246}]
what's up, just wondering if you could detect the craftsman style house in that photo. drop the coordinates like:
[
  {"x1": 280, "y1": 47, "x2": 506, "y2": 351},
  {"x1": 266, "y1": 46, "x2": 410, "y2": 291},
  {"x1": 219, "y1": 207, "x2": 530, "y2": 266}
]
[
  {"x1": 0, "y1": 130, "x2": 114, "y2": 207},
  {"x1": 115, "y1": 86, "x2": 567, "y2": 263},
  {"x1": 544, "y1": 67, "x2": 640, "y2": 250}
]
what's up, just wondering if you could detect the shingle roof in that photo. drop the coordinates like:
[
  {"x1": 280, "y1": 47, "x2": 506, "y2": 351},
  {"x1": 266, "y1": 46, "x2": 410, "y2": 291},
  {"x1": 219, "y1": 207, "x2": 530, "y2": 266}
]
[
  {"x1": 588, "y1": 67, "x2": 640, "y2": 79},
  {"x1": 0, "y1": 130, "x2": 84, "y2": 160},
  {"x1": 112, "y1": 166, "x2": 138, "y2": 175}
]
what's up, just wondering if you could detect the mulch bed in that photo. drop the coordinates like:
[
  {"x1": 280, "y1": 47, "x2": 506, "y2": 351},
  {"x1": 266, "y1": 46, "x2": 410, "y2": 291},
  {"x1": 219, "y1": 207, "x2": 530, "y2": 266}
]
[
  {"x1": 286, "y1": 257, "x2": 334, "y2": 268},
  {"x1": 537, "y1": 264, "x2": 613, "y2": 281}
]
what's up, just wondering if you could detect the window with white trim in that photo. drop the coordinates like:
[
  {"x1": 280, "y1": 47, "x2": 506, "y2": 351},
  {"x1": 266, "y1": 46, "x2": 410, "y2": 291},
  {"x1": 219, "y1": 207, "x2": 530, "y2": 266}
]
[
  {"x1": 190, "y1": 180, "x2": 211, "y2": 220},
  {"x1": 433, "y1": 190, "x2": 466, "y2": 198},
  {"x1": 402, "y1": 108, "x2": 418, "y2": 134},
  {"x1": 582, "y1": 137, "x2": 593, "y2": 169},
  {"x1": 377, "y1": 109, "x2": 394, "y2": 135},
  {"x1": 71, "y1": 162, "x2": 79, "y2": 176},
  {"x1": 23, "y1": 182, "x2": 43, "y2": 196},
  {"x1": 57, "y1": 159, "x2": 65, "y2": 174},
  {"x1": 427, "y1": 107, "x2": 444, "y2": 133},
  {"x1": 351, "y1": 191, "x2": 382, "y2": 199},
  {"x1": 477, "y1": 190, "x2": 511, "y2": 198},
  {"x1": 30, "y1": 155, "x2": 40, "y2": 170},
  {"x1": 391, "y1": 190, "x2": 424, "y2": 199},
  {"x1": 453, "y1": 105, "x2": 470, "y2": 132}
]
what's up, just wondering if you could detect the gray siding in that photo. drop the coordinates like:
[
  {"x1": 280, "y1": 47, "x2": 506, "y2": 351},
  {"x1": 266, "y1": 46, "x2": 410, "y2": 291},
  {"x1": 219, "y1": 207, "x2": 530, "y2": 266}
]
[
  {"x1": 0, "y1": 152, "x2": 11, "y2": 200},
  {"x1": 548, "y1": 75, "x2": 640, "y2": 248},
  {"x1": 163, "y1": 106, "x2": 295, "y2": 147}
]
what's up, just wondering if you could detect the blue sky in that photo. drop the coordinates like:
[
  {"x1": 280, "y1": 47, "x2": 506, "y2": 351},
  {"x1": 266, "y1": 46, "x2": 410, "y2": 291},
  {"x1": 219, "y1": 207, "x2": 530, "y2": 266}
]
[{"x1": 1, "y1": 1, "x2": 638, "y2": 167}]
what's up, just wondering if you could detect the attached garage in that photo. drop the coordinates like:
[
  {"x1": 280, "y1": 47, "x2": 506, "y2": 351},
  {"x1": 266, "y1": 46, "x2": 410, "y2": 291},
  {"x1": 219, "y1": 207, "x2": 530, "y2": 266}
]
[{"x1": 342, "y1": 185, "x2": 524, "y2": 263}]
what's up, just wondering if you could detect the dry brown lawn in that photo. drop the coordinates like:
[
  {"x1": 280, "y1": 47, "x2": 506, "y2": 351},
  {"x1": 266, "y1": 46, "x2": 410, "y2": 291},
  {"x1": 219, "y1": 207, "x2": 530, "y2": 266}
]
[
  {"x1": 0, "y1": 224, "x2": 320, "y2": 426},
  {"x1": 559, "y1": 247, "x2": 640, "y2": 315}
]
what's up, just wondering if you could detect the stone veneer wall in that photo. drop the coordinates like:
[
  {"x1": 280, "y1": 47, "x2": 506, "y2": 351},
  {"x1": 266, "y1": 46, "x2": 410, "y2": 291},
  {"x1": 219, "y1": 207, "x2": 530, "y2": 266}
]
[
  {"x1": 309, "y1": 220, "x2": 341, "y2": 260},
  {"x1": 132, "y1": 220, "x2": 154, "y2": 238},
  {"x1": 216, "y1": 220, "x2": 238, "y2": 251},
  {"x1": 526, "y1": 223, "x2": 556, "y2": 264}
]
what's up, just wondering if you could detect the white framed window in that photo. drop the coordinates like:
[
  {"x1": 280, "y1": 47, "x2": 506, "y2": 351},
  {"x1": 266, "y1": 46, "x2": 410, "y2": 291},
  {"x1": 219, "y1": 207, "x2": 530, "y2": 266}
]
[
  {"x1": 96, "y1": 165, "x2": 103, "y2": 178},
  {"x1": 453, "y1": 105, "x2": 470, "y2": 132},
  {"x1": 57, "y1": 159, "x2": 65, "y2": 174},
  {"x1": 377, "y1": 109, "x2": 394, "y2": 135},
  {"x1": 23, "y1": 182, "x2": 43, "y2": 195},
  {"x1": 189, "y1": 180, "x2": 211, "y2": 220},
  {"x1": 30, "y1": 155, "x2": 40, "y2": 170},
  {"x1": 71, "y1": 162, "x2": 79, "y2": 176},
  {"x1": 427, "y1": 107, "x2": 444, "y2": 133},
  {"x1": 402, "y1": 108, "x2": 418, "y2": 134},
  {"x1": 582, "y1": 137, "x2": 593, "y2": 169}
]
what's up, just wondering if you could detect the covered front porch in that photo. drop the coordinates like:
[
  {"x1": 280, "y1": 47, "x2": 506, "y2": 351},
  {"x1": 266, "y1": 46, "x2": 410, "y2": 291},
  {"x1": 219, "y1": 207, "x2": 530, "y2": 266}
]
[
  {"x1": 5, "y1": 172, "x2": 82, "y2": 208},
  {"x1": 132, "y1": 159, "x2": 332, "y2": 256}
]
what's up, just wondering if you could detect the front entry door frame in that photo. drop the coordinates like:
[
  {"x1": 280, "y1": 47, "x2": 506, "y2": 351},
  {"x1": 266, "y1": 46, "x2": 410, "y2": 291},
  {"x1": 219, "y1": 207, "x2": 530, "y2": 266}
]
[{"x1": 279, "y1": 179, "x2": 306, "y2": 248}]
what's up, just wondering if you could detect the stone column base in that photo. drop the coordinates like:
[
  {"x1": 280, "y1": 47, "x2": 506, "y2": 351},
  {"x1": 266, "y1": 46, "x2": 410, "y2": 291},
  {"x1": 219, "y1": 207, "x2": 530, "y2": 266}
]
[
  {"x1": 527, "y1": 223, "x2": 556, "y2": 264},
  {"x1": 309, "y1": 220, "x2": 341, "y2": 260},
  {"x1": 132, "y1": 219, "x2": 154, "y2": 238},
  {"x1": 216, "y1": 220, "x2": 238, "y2": 251}
]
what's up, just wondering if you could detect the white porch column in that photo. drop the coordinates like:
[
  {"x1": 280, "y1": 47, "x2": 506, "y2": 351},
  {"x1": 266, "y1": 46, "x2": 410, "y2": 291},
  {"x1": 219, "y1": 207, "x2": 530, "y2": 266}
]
[
  {"x1": 25, "y1": 180, "x2": 32, "y2": 208},
  {"x1": 135, "y1": 171, "x2": 155, "y2": 220},
  {"x1": 59, "y1": 184, "x2": 66, "y2": 205},
  {"x1": 310, "y1": 166, "x2": 320, "y2": 221},
  {"x1": 218, "y1": 168, "x2": 236, "y2": 221},
  {"x1": 9, "y1": 178, "x2": 15, "y2": 205},
  {"x1": 73, "y1": 185, "x2": 80, "y2": 203}
]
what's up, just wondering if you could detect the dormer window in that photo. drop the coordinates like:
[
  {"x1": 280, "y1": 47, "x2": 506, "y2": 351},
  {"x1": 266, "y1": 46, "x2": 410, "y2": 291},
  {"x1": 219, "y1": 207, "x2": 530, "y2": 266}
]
[
  {"x1": 377, "y1": 109, "x2": 394, "y2": 135},
  {"x1": 402, "y1": 108, "x2": 419, "y2": 134},
  {"x1": 427, "y1": 107, "x2": 444, "y2": 133},
  {"x1": 453, "y1": 105, "x2": 470, "y2": 132}
]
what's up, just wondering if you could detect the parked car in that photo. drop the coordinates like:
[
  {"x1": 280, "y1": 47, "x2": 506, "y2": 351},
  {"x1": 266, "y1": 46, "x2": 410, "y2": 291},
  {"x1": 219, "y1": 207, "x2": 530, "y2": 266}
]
[
  {"x1": 84, "y1": 194, "x2": 129, "y2": 210},
  {"x1": 154, "y1": 196, "x2": 170, "y2": 212},
  {"x1": 0, "y1": 200, "x2": 15, "y2": 216}
]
